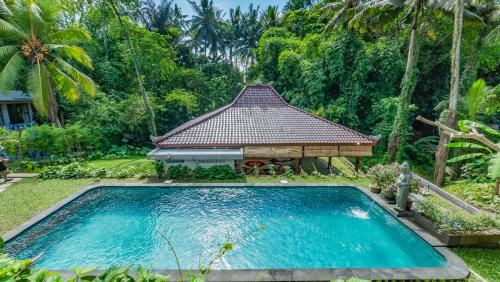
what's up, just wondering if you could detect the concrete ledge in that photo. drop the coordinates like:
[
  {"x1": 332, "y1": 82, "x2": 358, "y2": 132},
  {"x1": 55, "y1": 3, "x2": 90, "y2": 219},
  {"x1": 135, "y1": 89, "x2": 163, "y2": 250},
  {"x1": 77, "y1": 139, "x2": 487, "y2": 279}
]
[
  {"x1": 3, "y1": 183, "x2": 470, "y2": 281},
  {"x1": 414, "y1": 213, "x2": 500, "y2": 248}
]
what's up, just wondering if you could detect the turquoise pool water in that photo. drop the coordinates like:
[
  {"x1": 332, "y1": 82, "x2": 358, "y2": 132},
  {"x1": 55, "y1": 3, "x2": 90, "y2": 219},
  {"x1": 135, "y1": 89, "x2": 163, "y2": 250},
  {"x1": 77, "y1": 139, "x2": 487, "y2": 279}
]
[{"x1": 6, "y1": 186, "x2": 446, "y2": 269}]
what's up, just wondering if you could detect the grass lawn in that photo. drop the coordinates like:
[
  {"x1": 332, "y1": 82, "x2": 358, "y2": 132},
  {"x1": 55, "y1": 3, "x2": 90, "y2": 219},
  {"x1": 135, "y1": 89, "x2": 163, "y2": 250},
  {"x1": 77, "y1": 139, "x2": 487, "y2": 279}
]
[
  {"x1": 81, "y1": 156, "x2": 156, "y2": 175},
  {"x1": 444, "y1": 181, "x2": 499, "y2": 214},
  {"x1": 452, "y1": 248, "x2": 500, "y2": 281}
]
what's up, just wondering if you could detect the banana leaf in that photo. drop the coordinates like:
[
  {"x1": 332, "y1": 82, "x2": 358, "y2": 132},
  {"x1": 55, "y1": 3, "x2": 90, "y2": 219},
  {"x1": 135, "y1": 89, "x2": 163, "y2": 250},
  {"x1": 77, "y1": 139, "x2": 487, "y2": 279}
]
[
  {"x1": 447, "y1": 153, "x2": 486, "y2": 163},
  {"x1": 458, "y1": 120, "x2": 500, "y2": 136},
  {"x1": 446, "y1": 142, "x2": 492, "y2": 152}
]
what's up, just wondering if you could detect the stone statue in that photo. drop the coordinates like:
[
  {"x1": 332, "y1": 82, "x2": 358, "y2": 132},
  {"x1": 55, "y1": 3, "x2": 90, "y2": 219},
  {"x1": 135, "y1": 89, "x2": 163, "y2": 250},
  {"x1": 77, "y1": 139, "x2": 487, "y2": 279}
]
[{"x1": 396, "y1": 162, "x2": 412, "y2": 211}]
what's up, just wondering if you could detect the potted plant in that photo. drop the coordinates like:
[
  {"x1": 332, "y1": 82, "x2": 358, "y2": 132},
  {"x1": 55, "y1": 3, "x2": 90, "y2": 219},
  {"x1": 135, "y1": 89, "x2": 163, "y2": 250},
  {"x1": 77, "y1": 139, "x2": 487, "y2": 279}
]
[
  {"x1": 382, "y1": 184, "x2": 397, "y2": 201},
  {"x1": 369, "y1": 184, "x2": 382, "y2": 194},
  {"x1": 367, "y1": 163, "x2": 399, "y2": 194}
]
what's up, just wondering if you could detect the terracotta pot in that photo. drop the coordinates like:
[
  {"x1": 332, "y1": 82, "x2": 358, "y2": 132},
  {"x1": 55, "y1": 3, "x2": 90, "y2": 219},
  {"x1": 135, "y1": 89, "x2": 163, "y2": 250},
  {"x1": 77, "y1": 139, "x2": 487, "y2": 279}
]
[
  {"x1": 370, "y1": 185, "x2": 382, "y2": 194},
  {"x1": 383, "y1": 189, "x2": 395, "y2": 200}
]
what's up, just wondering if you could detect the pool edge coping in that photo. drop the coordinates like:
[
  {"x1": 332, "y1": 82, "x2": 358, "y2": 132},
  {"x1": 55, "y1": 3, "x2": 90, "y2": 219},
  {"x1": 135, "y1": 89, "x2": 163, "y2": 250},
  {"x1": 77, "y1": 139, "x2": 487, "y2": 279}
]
[{"x1": 2, "y1": 182, "x2": 470, "y2": 281}]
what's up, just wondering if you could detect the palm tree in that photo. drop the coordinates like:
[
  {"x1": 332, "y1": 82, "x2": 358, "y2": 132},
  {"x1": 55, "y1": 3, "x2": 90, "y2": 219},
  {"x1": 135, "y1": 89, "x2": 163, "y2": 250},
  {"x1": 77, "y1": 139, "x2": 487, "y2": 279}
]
[
  {"x1": 188, "y1": 0, "x2": 221, "y2": 57},
  {"x1": 228, "y1": 6, "x2": 242, "y2": 64},
  {"x1": 320, "y1": 0, "x2": 362, "y2": 31},
  {"x1": 135, "y1": 0, "x2": 175, "y2": 35},
  {"x1": 261, "y1": 5, "x2": 280, "y2": 29},
  {"x1": 0, "y1": 0, "x2": 95, "y2": 127},
  {"x1": 240, "y1": 4, "x2": 262, "y2": 65}
]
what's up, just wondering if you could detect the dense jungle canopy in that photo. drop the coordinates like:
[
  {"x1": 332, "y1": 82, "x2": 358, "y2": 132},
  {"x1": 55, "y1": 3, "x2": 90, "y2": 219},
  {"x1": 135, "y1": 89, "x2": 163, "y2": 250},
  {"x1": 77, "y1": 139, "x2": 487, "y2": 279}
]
[{"x1": 0, "y1": 0, "x2": 499, "y2": 182}]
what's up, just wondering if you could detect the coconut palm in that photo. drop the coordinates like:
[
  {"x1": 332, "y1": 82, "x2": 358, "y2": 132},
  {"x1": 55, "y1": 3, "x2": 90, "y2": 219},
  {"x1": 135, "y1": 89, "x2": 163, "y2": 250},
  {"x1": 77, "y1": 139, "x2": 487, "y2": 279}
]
[
  {"x1": 240, "y1": 4, "x2": 262, "y2": 65},
  {"x1": 261, "y1": 5, "x2": 280, "y2": 29},
  {"x1": 320, "y1": 0, "x2": 362, "y2": 31},
  {"x1": 228, "y1": 6, "x2": 242, "y2": 64},
  {"x1": 0, "y1": 0, "x2": 95, "y2": 127},
  {"x1": 188, "y1": 0, "x2": 221, "y2": 56}
]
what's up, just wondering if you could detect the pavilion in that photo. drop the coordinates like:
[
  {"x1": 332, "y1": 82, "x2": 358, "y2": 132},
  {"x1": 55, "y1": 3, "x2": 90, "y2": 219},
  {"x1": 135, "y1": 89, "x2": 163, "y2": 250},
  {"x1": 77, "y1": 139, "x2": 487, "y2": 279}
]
[{"x1": 148, "y1": 84, "x2": 378, "y2": 173}]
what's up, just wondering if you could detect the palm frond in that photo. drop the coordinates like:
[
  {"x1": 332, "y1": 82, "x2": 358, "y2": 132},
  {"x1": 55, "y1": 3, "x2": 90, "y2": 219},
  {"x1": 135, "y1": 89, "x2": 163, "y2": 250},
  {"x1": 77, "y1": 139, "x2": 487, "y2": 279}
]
[
  {"x1": 0, "y1": 0, "x2": 12, "y2": 17},
  {"x1": 466, "y1": 79, "x2": 487, "y2": 120},
  {"x1": 27, "y1": 63, "x2": 51, "y2": 117},
  {"x1": 46, "y1": 62, "x2": 80, "y2": 102},
  {"x1": 0, "y1": 18, "x2": 28, "y2": 39},
  {"x1": 483, "y1": 24, "x2": 499, "y2": 46},
  {"x1": 359, "y1": 0, "x2": 403, "y2": 10},
  {"x1": 0, "y1": 45, "x2": 17, "y2": 60},
  {"x1": 0, "y1": 52, "x2": 24, "y2": 93},
  {"x1": 48, "y1": 45, "x2": 93, "y2": 69},
  {"x1": 53, "y1": 57, "x2": 96, "y2": 96},
  {"x1": 48, "y1": 27, "x2": 91, "y2": 42}
]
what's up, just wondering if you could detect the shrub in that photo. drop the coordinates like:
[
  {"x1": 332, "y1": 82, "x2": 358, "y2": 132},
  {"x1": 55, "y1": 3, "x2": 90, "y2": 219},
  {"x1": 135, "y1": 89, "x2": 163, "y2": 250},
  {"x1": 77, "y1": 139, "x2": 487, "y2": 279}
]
[
  {"x1": 192, "y1": 165, "x2": 238, "y2": 180},
  {"x1": 267, "y1": 164, "x2": 277, "y2": 177},
  {"x1": 368, "y1": 163, "x2": 421, "y2": 192},
  {"x1": 155, "y1": 161, "x2": 165, "y2": 178},
  {"x1": 59, "y1": 163, "x2": 91, "y2": 179},
  {"x1": 39, "y1": 166, "x2": 60, "y2": 179},
  {"x1": 283, "y1": 166, "x2": 294, "y2": 178},
  {"x1": 193, "y1": 166, "x2": 210, "y2": 178},
  {"x1": 113, "y1": 168, "x2": 134, "y2": 178},
  {"x1": 92, "y1": 168, "x2": 108, "y2": 178},
  {"x1": 39, "y1": 162, "x2": 91, "y2": 179},
  {"x1": 415, "y1": 198, "x2": 498, "y2": 232},
  {"x1": 167, "y1": 165, "x2": 191, "y2": 179},
  {"x1": 300, "y1": 169, "x2": 308, "y2": 177},
  {"x1": 250, "y1": 166, "x2": 261, "y2": 176},
  {"x1": 209, "y1": 165, "x2": 238, "y2": 179}
]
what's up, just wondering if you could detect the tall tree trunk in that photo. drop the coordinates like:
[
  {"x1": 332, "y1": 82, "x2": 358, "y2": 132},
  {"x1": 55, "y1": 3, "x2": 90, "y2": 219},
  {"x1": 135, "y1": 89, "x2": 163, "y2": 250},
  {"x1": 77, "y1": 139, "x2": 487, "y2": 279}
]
[
  {"x1": 387, "y1": 2, "x2": 420, "y2": 162},
  {"x1": 433, "y1": 0, "x2": 464, "y2": 186},
  {"x1": 109, "y1": 0, "x2": 157, "y2": 136}
]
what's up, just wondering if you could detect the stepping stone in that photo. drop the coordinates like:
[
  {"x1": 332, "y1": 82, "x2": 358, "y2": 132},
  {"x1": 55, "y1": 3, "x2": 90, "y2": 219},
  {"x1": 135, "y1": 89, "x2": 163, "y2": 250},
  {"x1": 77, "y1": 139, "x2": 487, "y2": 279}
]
[{"x1": 0, "y1": 178, "x2": 22, "y2": 193}]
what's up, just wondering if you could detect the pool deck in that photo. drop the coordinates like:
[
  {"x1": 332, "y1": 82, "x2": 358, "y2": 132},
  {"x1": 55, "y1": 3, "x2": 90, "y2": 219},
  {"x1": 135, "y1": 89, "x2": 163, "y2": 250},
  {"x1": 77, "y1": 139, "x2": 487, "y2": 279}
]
[{"x1": 2, "y1": 183, "x2": 470, "y2": 281}]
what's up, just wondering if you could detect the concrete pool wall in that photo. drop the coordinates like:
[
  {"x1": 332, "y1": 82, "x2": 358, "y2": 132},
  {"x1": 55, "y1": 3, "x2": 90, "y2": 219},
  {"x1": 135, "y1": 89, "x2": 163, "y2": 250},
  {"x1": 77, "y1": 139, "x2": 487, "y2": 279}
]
[{"x1": 2, "y1": 183, "x2": 470, "y2": 281}]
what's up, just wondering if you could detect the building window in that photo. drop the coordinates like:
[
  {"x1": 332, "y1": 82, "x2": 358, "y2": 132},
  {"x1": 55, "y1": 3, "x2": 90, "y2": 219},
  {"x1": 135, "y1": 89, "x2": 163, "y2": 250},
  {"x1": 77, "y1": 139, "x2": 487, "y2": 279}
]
[{"x1": 7, "y1": 103, "x2": 31, "y2": 124}]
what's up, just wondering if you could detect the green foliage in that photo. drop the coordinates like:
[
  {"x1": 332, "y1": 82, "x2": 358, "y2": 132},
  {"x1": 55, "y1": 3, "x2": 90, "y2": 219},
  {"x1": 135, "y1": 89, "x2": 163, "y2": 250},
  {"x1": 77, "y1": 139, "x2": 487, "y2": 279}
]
[
  {"x1": 283, "y1": 165, "x2": 294, "y2": 178},
  {"x1": 367, "y1": 163, "x2": 420, "y2": 192},
  {"x1": 488, "y1": 152, "x2": 500, "y2": 180},
  {"x1": 267, "y1": 164, "x2": 277, "y2": 177},
  {"x1": 445, "y1": 181, "x2": 500, "y2": 213},
  {"x1": 39, "y1": 162, "x2": 90, "y2": 179},
  {"x1": 192, "y1": 165, "x2": 238, "y2": 180},
  {"x1": 0, "y1": 254, "x2": 170, "y2": 282},
  {"x1": 167, "y1": 165, "x2": 192, "y2": 179},
  {"x1": 0, "y1": 0, "x2": 96, "y2": 125},
  {"x1": 250, "y1": 166, "x2": 261, "y2": 176},
  {"x1": 416, "y1": 198, "x2": 497, "y2": 232}
]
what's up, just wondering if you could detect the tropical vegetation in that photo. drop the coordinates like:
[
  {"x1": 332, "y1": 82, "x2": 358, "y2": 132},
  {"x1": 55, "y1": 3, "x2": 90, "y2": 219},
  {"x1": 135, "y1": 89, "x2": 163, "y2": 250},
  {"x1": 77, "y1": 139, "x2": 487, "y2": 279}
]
[{"x1": 0, "y1": 0, "x2": 499, "y2": 280}]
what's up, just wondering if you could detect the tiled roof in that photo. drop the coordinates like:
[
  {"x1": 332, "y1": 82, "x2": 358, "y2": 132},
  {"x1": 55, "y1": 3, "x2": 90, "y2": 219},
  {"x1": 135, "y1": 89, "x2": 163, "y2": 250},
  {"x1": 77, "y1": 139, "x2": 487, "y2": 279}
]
[{"x1": 153, "y1": 85, "x2": 377, "y2": 147}]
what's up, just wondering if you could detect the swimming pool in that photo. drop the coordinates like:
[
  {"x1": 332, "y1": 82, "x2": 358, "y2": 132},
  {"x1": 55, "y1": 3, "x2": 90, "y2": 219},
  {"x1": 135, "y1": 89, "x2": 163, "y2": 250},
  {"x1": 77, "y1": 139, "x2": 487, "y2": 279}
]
[{"x1": 5, "y1": 185, "x2": 447, "y2": 271}]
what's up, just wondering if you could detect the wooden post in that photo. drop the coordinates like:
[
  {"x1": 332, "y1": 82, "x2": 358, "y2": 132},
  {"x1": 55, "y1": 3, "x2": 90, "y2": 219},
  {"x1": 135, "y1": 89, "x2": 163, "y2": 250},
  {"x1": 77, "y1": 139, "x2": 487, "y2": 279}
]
[
  {"x1": 327, "y1": 156, "x2": 332, "y2": 170},
  {"x1": 295, "y1": 158, "x2": 301, "y2": 174},
  {"x1": 354, "y1": 157, "x2": 360, "y2": 172}
]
